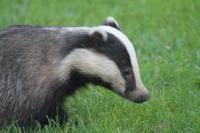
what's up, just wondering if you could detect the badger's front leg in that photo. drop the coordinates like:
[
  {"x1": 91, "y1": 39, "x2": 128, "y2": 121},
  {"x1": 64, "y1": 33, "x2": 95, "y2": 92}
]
[
  {"x1": 33, "y1": 103, "x2": 68, "y2": 127},
  {"x1": 47, "y1": 105, "x2": 68, "y2": 125}
]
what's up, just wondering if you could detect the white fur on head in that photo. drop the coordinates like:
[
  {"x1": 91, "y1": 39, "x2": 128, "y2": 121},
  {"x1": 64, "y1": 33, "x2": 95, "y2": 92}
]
[{"x1": 56, "y1": 48, "x2": 126, "y2": 94}]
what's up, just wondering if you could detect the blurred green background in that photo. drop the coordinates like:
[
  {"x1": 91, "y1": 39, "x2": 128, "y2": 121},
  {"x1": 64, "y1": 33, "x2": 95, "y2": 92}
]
[{"x1": 0, "y1": 0, "x2": 199, "y2": 132}]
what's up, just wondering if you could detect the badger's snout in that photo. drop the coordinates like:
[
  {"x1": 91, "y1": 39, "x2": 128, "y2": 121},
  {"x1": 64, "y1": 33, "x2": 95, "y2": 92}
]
[
  {"x1": 132, "y1": 90, "x2": 150, "y2": 103},
  {"x1": 125, "y1": 86, "x2": 150, "y2": 103}
]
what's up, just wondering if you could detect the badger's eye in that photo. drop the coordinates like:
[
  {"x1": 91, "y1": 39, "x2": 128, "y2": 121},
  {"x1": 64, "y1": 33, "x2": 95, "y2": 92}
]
[{"x1": 123, "y1": 68, "x2": 130, "y2": 76}]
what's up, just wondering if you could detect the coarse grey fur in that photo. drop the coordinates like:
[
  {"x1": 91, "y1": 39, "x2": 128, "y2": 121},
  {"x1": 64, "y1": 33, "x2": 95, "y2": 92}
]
[
  {"x1": 0, "y1": 25, "x2": 73, "y2": 127},
  {"x1": 0, "y1": 17, "x2": 149, "y2": 127}
]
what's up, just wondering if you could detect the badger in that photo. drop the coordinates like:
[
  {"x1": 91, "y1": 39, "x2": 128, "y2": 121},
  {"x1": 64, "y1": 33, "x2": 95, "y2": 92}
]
[{"x1": 0, "y1": 17, "x2": 150, "y2": 127}]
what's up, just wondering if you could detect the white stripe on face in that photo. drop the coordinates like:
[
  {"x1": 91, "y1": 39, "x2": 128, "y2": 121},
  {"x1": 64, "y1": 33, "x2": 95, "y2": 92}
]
[
  {"x1": 56, "y1": 48, "x2": 126, "y2": 94},
  {"x1": 45, "y1": 26, "x2": 143, "y2": 88},
  {"x1": 97, "y1": 26, "x2": 143, "y2": 85}
]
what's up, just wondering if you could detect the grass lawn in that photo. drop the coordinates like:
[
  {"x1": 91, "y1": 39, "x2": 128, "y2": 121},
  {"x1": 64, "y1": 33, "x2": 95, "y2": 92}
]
[{"x1": 0, "y1": 0, "x2": 199, "y2": 132}]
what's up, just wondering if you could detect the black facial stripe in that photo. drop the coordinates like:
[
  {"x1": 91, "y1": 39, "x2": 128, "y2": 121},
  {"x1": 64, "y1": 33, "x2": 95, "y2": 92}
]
[
  {"x1": 90, "y1": 33, "x2": 137, "y2": 91},
  {"x1": 59, "y1": 30, "x2": 137, "y2": 91}
]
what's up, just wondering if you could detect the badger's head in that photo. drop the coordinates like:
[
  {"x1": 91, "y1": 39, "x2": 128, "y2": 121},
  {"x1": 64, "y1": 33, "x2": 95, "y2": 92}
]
[{"x1": 57, "y1": 17, "x2": 150, "y2": 103}]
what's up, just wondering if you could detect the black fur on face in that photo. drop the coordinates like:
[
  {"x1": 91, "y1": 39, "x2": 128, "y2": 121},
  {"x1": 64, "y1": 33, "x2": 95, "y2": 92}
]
[
  {"x1": 59, "y1": 31, "x2": 137, "y2": 93},
  {"x1": 89, "y1": 33, "x2": 137, "y2": 92}
]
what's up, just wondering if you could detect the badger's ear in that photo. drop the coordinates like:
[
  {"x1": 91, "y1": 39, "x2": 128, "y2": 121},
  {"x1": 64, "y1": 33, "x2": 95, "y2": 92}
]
[
  {"x1": 102, "y1": 16, "x2": 120, "y2": 30},
  {"x1": 89, "y1": 29, "x2": 108, "y2": 42}
]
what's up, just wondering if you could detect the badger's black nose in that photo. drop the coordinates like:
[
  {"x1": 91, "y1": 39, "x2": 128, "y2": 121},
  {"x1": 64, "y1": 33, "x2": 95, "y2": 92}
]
[
  {"x1": 134, "y1": 92, "x2": 150, "y2": 103},
  {"x1": 126, "y1": 88, "x2": 150, "y2": 103}
]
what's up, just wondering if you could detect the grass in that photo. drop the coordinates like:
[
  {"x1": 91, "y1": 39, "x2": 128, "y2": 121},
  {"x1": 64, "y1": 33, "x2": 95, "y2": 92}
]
[{"x1": 0, "y1": 0, "x2": 200, "y2": 132}]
